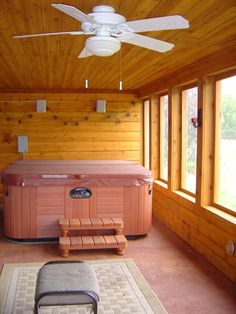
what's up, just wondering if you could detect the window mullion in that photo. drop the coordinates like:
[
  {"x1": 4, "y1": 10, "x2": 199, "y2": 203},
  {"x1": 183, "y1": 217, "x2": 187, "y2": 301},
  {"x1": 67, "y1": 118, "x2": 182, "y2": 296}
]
[
  {"x1": 199, "y1": 77, "x2": 215, "y2": 206},
  {"x1": 169, "y1": 87, "x2": 181, "y2": 191}
]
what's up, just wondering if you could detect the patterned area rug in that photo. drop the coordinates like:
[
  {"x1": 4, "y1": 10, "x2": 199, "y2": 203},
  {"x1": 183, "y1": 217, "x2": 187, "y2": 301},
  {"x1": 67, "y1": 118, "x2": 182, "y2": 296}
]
[{"x1": 0, "y1": 258, "x2": 167, "y2": 314}]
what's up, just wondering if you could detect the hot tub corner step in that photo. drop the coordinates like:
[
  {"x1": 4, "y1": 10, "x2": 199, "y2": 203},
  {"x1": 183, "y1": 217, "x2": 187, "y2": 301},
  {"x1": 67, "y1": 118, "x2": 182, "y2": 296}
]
[{"x1": 59, "y1": 234, "x2": 127, "y2": 257}]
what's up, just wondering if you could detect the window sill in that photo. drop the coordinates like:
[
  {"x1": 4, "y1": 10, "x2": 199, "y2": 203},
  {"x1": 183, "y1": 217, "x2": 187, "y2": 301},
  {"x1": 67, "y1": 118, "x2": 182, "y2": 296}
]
[
  {"x1": 154, "y1": 180, "x2": 168, "y2": 189},
  {"x1": 153, "y1": 182, "x2": 236, "y2": 225},
  {"x1": 174, "y1": 190, "x2": 196, "y2": 203},
  {"x1": 153, "y1": 181, "x2": 196, "y2": 203},
  {"x1": 203, "y1": 206, "x2": 236, "y2": 223}
]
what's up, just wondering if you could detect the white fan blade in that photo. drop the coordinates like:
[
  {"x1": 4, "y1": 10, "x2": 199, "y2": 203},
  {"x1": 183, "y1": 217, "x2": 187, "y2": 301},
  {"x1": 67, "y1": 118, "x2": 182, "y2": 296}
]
[
  {"x1": 13, "y1": 31, "x2": 84, "y2": 38},
  {"x1": 78, "y1": 47, "x2": 94, "y2": 58},
  {"x1": 121, "y1": 33, "x2": 174, "y2": 52},
  {"x1": 52, "y1": 3, "x2": 98, "y2": 25},
  {"x1": 126, "y1": 15, "x2": 189, "y2": 32}
]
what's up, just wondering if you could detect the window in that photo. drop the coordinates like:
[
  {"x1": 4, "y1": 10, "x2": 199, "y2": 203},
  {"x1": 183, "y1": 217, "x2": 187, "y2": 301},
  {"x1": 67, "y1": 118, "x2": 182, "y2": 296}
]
[
  {"x1": 215, "y1": 75, "x2": 236, "y2": 212},
  {"x1": 150, "y1": 70, "x2": 236, "y2": 217},
  {"x1": 159, "y1": 94, "x2": 169, "y2": 182},
  {"x1": 181, "y1": 86, "x2": 198, "y2": 194}
]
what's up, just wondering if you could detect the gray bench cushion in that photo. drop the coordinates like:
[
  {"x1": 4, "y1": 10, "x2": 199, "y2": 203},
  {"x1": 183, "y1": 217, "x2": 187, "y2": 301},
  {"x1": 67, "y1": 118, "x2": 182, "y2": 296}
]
[{"x1": 35, "y1": 261, "x2": 99, "y2": 306}]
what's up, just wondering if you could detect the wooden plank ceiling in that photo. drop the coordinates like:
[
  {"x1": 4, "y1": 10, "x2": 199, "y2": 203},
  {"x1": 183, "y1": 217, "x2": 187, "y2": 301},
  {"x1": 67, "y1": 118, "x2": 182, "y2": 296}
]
[{"x1": 0, "y1": 0, "x2": 235, "y2": 93}]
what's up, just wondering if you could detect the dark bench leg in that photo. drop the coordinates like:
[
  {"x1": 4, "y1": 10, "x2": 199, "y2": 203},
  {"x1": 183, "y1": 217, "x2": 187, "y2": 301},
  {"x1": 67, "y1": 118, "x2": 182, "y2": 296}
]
[
  {"x1": 34, "y1": 303, "x2": 39, "y2": 314},
  {"x1": 93, "y1": 300, "x2": 98, "y2": 314}
]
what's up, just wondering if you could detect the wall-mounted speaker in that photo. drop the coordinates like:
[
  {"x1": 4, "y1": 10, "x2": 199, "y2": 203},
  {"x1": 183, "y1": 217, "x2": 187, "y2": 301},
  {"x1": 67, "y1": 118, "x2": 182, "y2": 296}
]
[
  {"x1": 18, "y1": 135, "x2": 28, "y2": 159},
  {"x1": 36, "y1": 99, "x2": 47, "y2": 112},
  {"x1": 18, "y1": 135, "x2": 28, "y2": 153}
]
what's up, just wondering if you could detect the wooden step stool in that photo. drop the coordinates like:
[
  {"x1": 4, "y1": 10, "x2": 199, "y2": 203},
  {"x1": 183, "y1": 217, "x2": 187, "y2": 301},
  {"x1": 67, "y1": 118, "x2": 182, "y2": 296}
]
[{"x1": 59, "y1": 217, "x2": 127, "y2": 257}]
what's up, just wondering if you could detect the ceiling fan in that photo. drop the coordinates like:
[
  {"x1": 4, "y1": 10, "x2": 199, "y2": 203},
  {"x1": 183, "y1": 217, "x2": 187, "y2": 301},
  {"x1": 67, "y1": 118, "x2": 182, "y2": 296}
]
[{"x1": 14, "y1": 3, "x2": 189, "y2": 58}]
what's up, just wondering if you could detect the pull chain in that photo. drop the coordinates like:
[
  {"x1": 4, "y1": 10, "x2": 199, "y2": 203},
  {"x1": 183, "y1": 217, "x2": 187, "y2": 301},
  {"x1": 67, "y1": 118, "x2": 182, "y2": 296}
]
[
  {"x1": 119, "y1": 47, "x2": 123, "y2": 91},
  {"x1": 85, "y1": 48, "x2": 89, "y2": 89}
]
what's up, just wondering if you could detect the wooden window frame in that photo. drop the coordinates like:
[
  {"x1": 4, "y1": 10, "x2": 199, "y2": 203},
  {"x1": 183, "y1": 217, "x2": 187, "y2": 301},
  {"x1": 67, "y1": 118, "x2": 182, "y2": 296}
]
[
  {"x1": 212, "y1": 71, "x2": 236, "y2": 216},
  {"x1": 157, "y1": 93, "x2": 169, "y2": 184},
  {"x1": 198, "y1": 69, "x2": 236, "y2": 217}
]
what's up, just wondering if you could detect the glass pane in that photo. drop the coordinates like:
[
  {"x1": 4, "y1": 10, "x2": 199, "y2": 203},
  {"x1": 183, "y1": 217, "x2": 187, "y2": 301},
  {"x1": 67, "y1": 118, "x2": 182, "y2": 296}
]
[
  {"x1": 160, "y1": 95, "x2": 168, "y2": 181},
  {"x1": 217, "y1": 75, "x2": 236, "y2": 211},
  {"x1": 182, "y1": 87, "x2": 198, "y2": 193}
]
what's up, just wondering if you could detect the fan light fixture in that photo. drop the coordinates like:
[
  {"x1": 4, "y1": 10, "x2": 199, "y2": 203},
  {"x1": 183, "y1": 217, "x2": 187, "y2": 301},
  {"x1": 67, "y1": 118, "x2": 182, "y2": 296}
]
[{"x1": 85, "y1": 37, "x2": 121, "y2": 57}]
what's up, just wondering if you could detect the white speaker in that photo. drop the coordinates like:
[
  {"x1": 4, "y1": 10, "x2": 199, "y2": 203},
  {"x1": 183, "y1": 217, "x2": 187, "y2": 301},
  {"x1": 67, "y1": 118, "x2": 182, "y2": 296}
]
[
  {"x1": 36, "y1": 99, "x2": 47, "y2": 112},
  {"x1": 18, "y1": 135, "x2": 28, "y2": 159},
  {"x1": 18, "y1": 135, "x2": 28, "y2": 153},
  {"x1": 96, "y1": 99, "x2": 106, "y2": 113}
]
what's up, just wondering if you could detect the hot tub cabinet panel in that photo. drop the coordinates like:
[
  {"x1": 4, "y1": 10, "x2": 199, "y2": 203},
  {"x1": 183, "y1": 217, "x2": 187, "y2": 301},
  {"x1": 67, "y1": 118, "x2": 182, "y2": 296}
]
[
  {"x1": 1, "y1": 160, "x2": 153, "y2": 240},
  {"x1": 4, "y1": 185, "x2": 37, "y2": 239},
  {"x1": 124, "y1": 185, "x2": 152, "y2": 235},
  {"x1": 36, "y1": 186, "x2": 66, "y2": 237}
]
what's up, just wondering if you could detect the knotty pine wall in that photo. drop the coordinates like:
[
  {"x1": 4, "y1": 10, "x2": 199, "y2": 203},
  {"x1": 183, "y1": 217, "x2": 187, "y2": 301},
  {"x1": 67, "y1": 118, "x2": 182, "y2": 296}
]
[
  {"x1": 152, "y1": 184, "x2": 236, "y2": 281},
  {"x1": 0, "y1": 92, "x2": 143, "y2": 205}
]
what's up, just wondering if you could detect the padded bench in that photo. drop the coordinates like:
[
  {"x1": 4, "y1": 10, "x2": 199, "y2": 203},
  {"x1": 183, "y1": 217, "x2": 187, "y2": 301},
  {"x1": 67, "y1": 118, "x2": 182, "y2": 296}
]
[{"x1": 34, "y1": 261, "x2": 100, "y2": 314}]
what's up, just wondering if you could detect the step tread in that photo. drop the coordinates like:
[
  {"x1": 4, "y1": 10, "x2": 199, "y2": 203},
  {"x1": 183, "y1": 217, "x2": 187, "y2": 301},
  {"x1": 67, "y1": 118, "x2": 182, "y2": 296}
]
[
  {"x1": 60, "y1": 234, "x2": 127, "y2": 250},
  {"x1": 59, "y1": 217, "x2": 123, "y2": 230}
]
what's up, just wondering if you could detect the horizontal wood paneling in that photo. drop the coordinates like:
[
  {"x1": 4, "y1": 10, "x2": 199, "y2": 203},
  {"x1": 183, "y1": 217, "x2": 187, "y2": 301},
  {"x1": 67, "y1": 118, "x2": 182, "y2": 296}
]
[
  {"x1": 0, "y1": 92, "x2": 142, "y2": 205},
  {"x1": 24, "y1": 151, "x2": 139, "y2": 161},
  {"x1": 0, "y1": 101, "x2": 139, "y2": 113},
  {"x1": 0, "y1": 122, "x2": 141, "y2": 132},
  {"x1": 0, "y1": 111, "x2": 140, "y2": 122},
  {"x1": 0, "y1": 93, "x2": 138, "y2": 102},
  {"x1": 153, "y1": 182, "x2": 236, "y2": 281},
  {"x1": 2, "y1": 131, "x2": 140, "y2": 142}
]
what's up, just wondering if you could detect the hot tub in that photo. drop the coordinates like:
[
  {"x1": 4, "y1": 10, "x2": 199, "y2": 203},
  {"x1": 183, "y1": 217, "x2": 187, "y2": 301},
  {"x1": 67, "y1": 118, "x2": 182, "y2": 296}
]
[{"x1": 1, "y1": 160, "x2": 153, "y2": 240}]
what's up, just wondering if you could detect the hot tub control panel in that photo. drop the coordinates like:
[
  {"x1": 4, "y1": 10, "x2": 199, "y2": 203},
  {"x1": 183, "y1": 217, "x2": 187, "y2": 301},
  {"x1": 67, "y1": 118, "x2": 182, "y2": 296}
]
[{"x1": 69, "y1": 187, "x2": 92, "y2": 199}]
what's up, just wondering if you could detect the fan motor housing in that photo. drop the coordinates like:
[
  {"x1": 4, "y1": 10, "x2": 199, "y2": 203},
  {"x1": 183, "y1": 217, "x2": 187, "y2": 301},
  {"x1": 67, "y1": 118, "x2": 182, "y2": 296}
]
[
  {"x1": 92, "y1": 6, "x2": 115, "y2": 13},
  {"x1": 89, "y1": 6, "x2": 126, "y2": 25}
]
